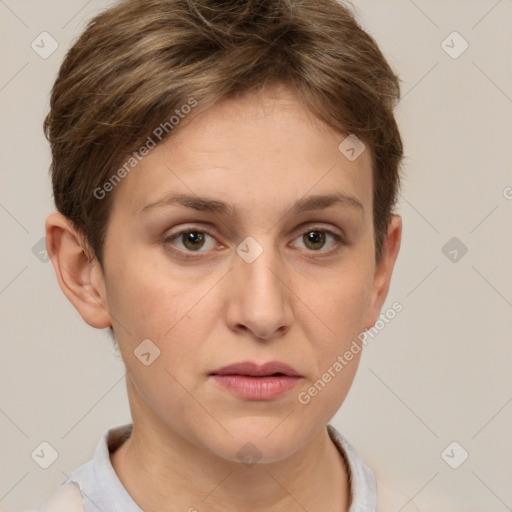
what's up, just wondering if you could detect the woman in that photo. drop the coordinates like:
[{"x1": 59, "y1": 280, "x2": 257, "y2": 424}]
[{"x1": 40, "y1": 0, "x2": 407, "y2": 509}]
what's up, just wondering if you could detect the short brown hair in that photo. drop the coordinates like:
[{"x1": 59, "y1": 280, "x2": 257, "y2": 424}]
[{"x1": 44, "y1": 0, "x2": 403, "y2": 265}]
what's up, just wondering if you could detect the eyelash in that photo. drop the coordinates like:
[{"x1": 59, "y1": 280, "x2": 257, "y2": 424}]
[{"x1": 162, "y1": 225, "x2": 346, "y2": 260}]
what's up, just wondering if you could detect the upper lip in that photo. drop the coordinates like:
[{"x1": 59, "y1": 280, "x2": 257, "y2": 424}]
[{"x1": 210, "y1": 361, "x2": 302, "y2": 377}]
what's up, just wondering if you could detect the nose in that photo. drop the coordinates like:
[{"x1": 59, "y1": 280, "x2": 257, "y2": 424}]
[{"x1": 224, "y1": 240, "x2": 294, "y2": 341}]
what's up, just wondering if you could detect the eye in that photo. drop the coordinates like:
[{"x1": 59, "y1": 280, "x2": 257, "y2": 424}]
[
  {"x1": 163, "y1": 225, "x2": 345, "y2": 260},
  {"x1": 164, "y1": 229, "x2": 219, "y2": 254},
  {"x1": 291, "y1": 226, "x2": 345, "y2": 255}
]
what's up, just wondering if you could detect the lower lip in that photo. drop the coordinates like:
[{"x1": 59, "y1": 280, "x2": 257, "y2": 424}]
[{"x1": 210, "y1": 375, "x2": 302, "y2": 400}]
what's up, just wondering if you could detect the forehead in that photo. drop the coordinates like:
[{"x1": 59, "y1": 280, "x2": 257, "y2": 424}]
[{"x1": 110, "y1": 86, "x2": 373, "y2": 221}]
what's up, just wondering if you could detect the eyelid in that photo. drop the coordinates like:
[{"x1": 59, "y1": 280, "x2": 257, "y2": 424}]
[{"x1": 290, "y1": 222, "x2": 345, "y2": 241}]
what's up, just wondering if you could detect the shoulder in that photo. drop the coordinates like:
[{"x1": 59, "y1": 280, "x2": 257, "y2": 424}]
[
  {"x1": 375, "y1": 477, "x2": 420, "y2": 512},
  {"x1": 30, "y1": 423, "x2": 133, "y2": 512},
  {"x1": 31, "y1": 482, "x2": 85, "y2": 512}
]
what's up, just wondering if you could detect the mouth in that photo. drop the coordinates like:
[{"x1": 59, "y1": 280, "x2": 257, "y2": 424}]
[{"x1": 209, "y1": 361, "x2": 303, "y2": 401}]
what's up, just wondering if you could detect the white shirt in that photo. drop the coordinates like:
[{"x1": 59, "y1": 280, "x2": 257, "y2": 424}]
[{"x1": 35, "y1": 423, "x2": 391, "y2": 512}]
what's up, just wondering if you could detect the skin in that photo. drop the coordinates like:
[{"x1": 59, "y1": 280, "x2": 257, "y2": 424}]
[{"x1": 46, "y1": 84, "x2": 401, "y2": 511}]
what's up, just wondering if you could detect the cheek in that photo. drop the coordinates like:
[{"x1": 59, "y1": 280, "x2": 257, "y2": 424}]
[
  {"x1": 292, "y1": 277, "x2": 372, "y2": 423},
  {"x1": 294, "y1": 254, "x2": 374, "y2": 395},
  {"x1": 105, "y1": 250, "x2": 199, "y2": 338},
  {"x1": 104, "y1": 252, "x2": 224, "y2": 386},
  {"x1": 301, "y1": 256, "x2": 374, "y2": 348},
  {"x1": 104, "y1": 259, "x2": 213, "y2": 419}
]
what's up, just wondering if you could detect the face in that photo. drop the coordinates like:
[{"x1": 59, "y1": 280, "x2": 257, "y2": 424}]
[{"x1": 87, "y1": 85, "x2": 397, "y2": 463}]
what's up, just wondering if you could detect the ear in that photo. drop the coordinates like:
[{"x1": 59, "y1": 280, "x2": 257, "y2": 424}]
[
  {"x1": 363, "y1": 214, "x2": 402, "y2": 330},
  {"x1": 45, "y1": 212, "x2": 112, "y2": 329}
]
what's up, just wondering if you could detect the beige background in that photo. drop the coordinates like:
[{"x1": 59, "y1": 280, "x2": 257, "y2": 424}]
[{"x1": 1, "y1": 1, "x2": 511, "y2": 510}]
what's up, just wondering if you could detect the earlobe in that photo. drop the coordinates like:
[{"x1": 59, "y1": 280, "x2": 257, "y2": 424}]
[
  {"x1": 45, "y1": 212, "x2": 112, "y2": 329},
  {"x1": 363, "y1": 214, "x2": 402, "y2": 330}
]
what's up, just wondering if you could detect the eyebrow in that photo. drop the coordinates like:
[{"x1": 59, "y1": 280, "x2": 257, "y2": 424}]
[{"x1": 140, "y1": 191, "x2": 364, "y2": 217}]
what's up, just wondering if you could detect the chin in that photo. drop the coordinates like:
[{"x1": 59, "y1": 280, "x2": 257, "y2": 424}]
[{"x1": 202, "y1": 417, "x2": 309, "y2": 465}]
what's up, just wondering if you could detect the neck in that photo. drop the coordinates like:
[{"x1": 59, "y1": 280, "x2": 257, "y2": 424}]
[{"x1": 110, "y1": 382, "x2": 350, "y2": 511}]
